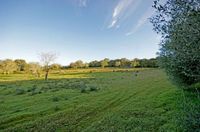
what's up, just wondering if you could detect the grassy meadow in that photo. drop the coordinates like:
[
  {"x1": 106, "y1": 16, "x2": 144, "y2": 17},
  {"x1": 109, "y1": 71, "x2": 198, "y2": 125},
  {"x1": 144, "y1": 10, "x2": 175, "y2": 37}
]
[{"x1": 0, "y1": 68, "x2": 196, "y2": 131}]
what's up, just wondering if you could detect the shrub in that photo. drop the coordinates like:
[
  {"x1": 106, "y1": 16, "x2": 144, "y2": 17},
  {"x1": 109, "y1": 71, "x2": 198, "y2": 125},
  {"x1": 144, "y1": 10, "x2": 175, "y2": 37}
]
[
  {"x1": 29, "y1": 91, "x2": 38, "y2": 96},
  {"x1": 52, "y1": 97, "x2": 59, "y2": 102},
  {"x1": 27, "y1": 86, "x2": 36, "y2": 92},
  {"x1": 80, "y1": 87, "x2": 86, "y2": 93},
  {"x1": 89, "y1": 85, "x2": 98, "y2": 91},
  {"x1": 15, "y1": 88, "x2": 25, "y2": 95},
  {"x1": 54, "y1": 106, "x2": 60, "y2": 111},
  {"x1": 64, "y1": 97, "x2": 69, "y2": 100}
]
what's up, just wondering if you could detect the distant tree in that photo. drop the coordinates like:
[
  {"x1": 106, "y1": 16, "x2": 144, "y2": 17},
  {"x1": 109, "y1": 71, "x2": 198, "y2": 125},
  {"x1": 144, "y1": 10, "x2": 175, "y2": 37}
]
[
  {"x1": 14, "y1": 59, "x2": 27, "y2": 71},
  {"x1": 76, "y1": 60, "x2": 84, "y2": 68},
  {"x1": 89, "y1": 60, "x2": 100, "y2": 67},
  {"x1": 39, "y1": 52, "x2": 57, "y2": 80},
  {"x1": 130, "y1": 59, "x2": 140, "y2": 68},
  {"x1": 84, "y1": 63, "x2": 89, "y2": 68},
  {"x1": 69, "y1": 62, "x2": 77, "y2": 69},
  {"x1": 120, "y1": 58, "x2": 130, "y2": 68},
  {"x1": 0, "y1": 60, "x2": 2, "y2": 73},
  {"x1": 50, "y1": 63, "x2": 62, "y2": 70},
  {"x1": 108, "y1": 60, "x2": 114, "y2": 67},
  {"x1": 114, "y1": 61, "x2": 121, "y2": 67},
  {"x1": 100, "y1": 58, "x2": 109, "y2": 68},
  {"x1": 148, "y1": 58, "x2": 158, "y2": 68},
  {"x1": 28, "y1": 62, "x2": 41, "y2": 77},
  {"x1": 140, "y1": 59, "x2": 149, "y2": 68},
  {"x1": 69, "y1": 60, "x2": 84, "y2": 68},
  {"x1": 0, "y1": 59, "x2": 17, "y2": 74}
]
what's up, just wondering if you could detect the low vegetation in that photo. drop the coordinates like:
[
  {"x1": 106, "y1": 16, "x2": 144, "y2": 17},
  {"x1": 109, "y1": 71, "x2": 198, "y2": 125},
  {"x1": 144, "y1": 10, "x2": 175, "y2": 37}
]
[{"x1": 0, "y1": 68, "x2": 199, "y2": 131}]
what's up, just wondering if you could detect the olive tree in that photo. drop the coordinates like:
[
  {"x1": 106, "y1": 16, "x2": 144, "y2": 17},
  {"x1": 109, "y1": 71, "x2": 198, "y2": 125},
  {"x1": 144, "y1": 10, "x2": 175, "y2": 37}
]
[{"x1": 151, "y1": 0, "x2": 200, "y2": 85}]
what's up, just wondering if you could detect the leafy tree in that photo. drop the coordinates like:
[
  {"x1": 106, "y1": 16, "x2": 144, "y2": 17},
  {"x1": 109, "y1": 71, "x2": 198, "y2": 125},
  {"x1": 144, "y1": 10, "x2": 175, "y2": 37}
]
[
  {"x1": 151, "y1": 0, "x2": 200, "y2": 85},
  {"x1": 69, "y1": 60, "x2": 85, "y2": 68},
  {"x1": 139, "y1": 59, "x2": 148, "y2": 67},
  {"x1": 39, "y1": 52, "x2": 57, "y2": 80},
  {"x1": 50, "y1": 63, "x2": 62, "y2": 70},
  {"x1": 148, "y1": 58, "x2": 158, "y2": 68},
  {"x1": 28, "y1": 62, "x2": 41, "y2": 77},
  {"x1": 120, "y1": 58, "x2": 130, "y2": 68},
  {"x1": 0, "y1": 59, "x2": 17, "y2": 74},
  {"x1": 84, "y1": 63, "x2": 89, "y2": 68},
  {"x1": 130, "y1": 59, "x2": 140, "y2": 68},
  {"x1": 14, "y1": 59, "x2": 27, "y2": 71},
  {"x1": 89, "y1": 60, "x2": 100, "y2": 67},
  {"x1": 100, "y1": 58, "x2": 109, "y2": 68},
  {"x1": 114, "y1": 61, "x2": 121, "y2": 67}
]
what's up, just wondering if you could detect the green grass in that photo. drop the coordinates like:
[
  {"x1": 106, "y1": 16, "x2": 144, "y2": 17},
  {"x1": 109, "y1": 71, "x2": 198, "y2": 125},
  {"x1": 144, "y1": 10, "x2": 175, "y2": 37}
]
[{"x1": 0, "y1": 69, "x2": 196, "y2": 131}]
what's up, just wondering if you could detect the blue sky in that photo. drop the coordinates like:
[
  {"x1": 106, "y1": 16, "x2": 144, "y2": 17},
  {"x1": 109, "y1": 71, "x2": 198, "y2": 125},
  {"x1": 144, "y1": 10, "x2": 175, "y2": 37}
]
[{"x1": 0, "y1": 0, "x2": 161, "y2": 65}]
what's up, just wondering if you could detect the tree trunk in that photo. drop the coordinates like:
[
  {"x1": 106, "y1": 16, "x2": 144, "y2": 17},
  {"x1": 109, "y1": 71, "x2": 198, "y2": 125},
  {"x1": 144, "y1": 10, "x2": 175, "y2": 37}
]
[{"x1": 45, "y1": 70, "x2": 49, "y2": 80}]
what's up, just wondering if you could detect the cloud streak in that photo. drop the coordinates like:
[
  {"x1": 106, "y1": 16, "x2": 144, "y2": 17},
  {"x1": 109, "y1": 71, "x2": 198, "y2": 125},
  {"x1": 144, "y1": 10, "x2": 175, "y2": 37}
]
[
  {"x1": 108, "y1": 0, "x2": 138, "y2": 28},
  {"x1": 126, "y1": 7, "x2": 155, "y2": 36},
  {"x1": 79, "y1": 0, "x2": 89, "y2": 7}
]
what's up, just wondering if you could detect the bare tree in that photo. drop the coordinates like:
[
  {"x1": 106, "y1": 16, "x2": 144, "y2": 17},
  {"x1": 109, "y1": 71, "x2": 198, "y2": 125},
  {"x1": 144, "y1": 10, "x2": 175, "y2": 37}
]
[{"x1": 39, "y1": 52, "x2": 57, "y2": 80}]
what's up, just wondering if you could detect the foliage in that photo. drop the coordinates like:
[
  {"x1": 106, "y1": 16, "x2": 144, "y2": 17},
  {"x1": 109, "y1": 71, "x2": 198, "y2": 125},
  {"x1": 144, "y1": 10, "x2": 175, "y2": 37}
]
[
  {"x1": 0, "y1": 59, "x2": 17, "y2": 74},
  {"x1": 27, "y1": 62, "x2": 42, "y2": 78},
  {"x1": 89, "y1": 60, "x2": 100, "y2": 67},
  {"x1": 114, "y1": 61, "x2": 121, "y2": 67},
  {"x1": 130, "y1": 59, "x2": 140, "y2": 68},
  {"x1": 151, "y1": 0, "x2": 200, "y2": 85},
  {"x1": 50, "y1": 63, "x2": 62, "y2": 70},
  {"x1": 100, "y1": 58, "x2": 109, "y2": 68},
  {"x1": 176, "y1": 88, "x2": 200, "y2": 131},
  {"x1": 14, "y1": 59, "x2": 27, "y2": 71},
  {"x1": 69, "y1": 60, "x2": 85, "y2": 69}
]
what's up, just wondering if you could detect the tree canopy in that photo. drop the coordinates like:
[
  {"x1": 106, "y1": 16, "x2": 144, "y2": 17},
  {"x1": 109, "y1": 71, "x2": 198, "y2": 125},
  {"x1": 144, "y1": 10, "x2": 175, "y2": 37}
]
[{"x1": 151, "y1": 0, "x2": 200, "y2": 85}]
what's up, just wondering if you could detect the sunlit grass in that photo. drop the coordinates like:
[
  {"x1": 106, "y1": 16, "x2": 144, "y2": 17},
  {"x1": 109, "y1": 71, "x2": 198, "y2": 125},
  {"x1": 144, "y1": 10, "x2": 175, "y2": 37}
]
[{"x1": 0, "y1": 68, "x2": 192, "y2": 131}]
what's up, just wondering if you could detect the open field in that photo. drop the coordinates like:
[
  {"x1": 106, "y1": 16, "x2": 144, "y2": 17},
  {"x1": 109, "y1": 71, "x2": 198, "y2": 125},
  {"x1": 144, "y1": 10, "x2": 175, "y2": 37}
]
[{"x1": 0, "y1": 68, "x2": 193, "y2": 131}]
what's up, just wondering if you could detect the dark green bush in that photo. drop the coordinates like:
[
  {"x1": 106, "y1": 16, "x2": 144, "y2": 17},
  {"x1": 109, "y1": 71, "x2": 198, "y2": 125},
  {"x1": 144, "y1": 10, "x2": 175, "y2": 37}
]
[
  {"x1": 89, "y1": 85, "x2": 98, "y2": 91},
  {"x1": 80, "y1": 87, "x2": 86, "y2": 93},
  {"x1": 27, "y1": 87, "x2": 36, "y2": 92},
  {"x1": 52, "y1": 97, "x2": 59, "y2": 102},
  {"x1": 54, "y1": 106, "x2": 60, "y2": 111}
]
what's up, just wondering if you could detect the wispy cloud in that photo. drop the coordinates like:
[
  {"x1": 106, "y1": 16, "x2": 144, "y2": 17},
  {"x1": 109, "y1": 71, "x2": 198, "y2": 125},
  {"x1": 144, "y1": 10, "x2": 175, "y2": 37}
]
[
  {"x1": 79, "y1": 0, "x2": 89, "y2": 7},
  {"x1": 108, "y1": 0, "x2": 139, "y2": 29},
  {"x1": 126, "y1": 7, "x2": 155, "y2": 36}
]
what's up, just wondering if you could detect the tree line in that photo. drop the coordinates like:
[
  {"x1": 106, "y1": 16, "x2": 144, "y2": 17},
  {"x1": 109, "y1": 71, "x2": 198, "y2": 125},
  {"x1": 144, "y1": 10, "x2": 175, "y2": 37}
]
[
  {"x1": 0, "y1": 59, "x2": 60, "y2": 75},
  {"x1": 69, "y1": 58, "x2": 158, "y2": 69},
  {"x1": 0, "y1": 58, "x2": 158, "y2": 74}
]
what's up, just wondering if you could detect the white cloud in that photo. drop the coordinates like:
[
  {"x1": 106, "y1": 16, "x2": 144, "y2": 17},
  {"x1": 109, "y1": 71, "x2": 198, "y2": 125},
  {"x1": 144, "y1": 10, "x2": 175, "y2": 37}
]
[
  {"x1": 108, "y1": 19, "x2": 117, "y2": 28},
  {"x1": 79, "y1": 0, "x2": 89, "y2": 7},
  {"x1": 126, "y1": 7, "x2": 155, "y2": 36},
  {"x1": 108, "y1": 0, "x2": 138, "y2": 29}
]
